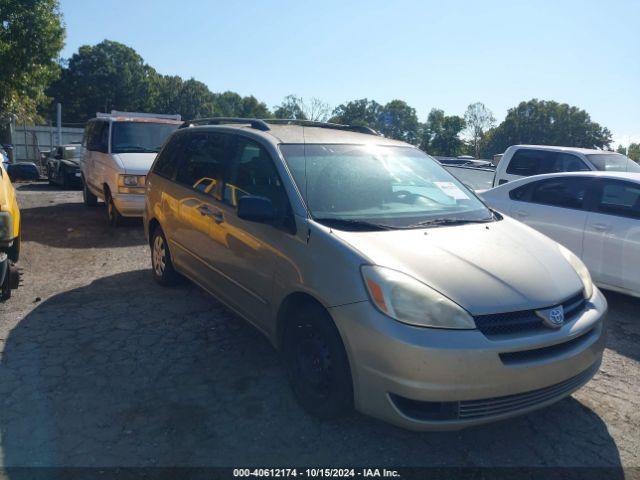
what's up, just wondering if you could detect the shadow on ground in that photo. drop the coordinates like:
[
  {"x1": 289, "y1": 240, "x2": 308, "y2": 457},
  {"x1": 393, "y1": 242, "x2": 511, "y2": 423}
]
[
  {"x1": 20, "y1": 201, "x2": 145, "y2": 249},
  {"x1": 0, "y1": 270, "x2": 624, "y2": 469},
  {"x1": 601, "y1": 290, "x2": 640, "y2": 362}
]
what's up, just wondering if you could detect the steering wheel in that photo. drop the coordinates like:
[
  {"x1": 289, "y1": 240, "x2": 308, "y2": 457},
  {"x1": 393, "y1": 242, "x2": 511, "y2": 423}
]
[{"x1": 391, "y1": 190, "x2": 439, "y2": 205}]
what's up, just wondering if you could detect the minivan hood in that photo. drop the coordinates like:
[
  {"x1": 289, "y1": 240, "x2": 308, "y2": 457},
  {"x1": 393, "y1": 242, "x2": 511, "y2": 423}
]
[
  {"x1": 113, "y1": 153, "x2": 157, "y2": 175},
  {"x1": 330, "y1": 217, "x2": 584, "y2": 315}
]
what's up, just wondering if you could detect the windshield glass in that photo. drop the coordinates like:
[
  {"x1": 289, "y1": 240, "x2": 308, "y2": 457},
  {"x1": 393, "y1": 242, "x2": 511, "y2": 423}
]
[
  {"x1": 280, "y1": 144, "x2": 493, "y2": 229},
  {"x1": 587, "y1": 153, "x2": 640, "y2": 172},
  {"x1": 62, "y1": 146, "x2": 81, "y2": 160},
  {"x1": 111, "y1": 122, "x2": 179, "y2": 154}
]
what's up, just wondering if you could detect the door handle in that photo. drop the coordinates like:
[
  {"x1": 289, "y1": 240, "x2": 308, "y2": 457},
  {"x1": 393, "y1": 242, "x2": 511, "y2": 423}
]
[
  {"x1": 591, "y1": 222, "x2": 610, "y2": 231},
  {"x1": 198, "y1": 205, "x2": 224, "y2": 223}
]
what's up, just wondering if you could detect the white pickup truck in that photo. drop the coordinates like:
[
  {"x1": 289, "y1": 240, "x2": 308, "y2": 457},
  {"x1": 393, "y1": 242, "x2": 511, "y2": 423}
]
[
  {"x1": 492, "y1": 145, "x2": 640, "y2": 187},
  {"x1": 80, "y1": 111, "x2": 182, "y2": 226},
  {"x1": 445, "y1": 145, "x2": 640, "y2": 192}
]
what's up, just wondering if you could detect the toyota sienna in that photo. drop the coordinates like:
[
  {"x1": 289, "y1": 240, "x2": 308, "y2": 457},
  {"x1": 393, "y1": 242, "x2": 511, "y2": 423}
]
[{"x1": 143, "y1": 118, "x2": 607, "y2": 430}]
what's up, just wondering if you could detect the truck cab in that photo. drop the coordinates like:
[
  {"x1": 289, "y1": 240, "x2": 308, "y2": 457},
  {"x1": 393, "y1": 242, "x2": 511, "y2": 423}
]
[{"x1": 493, "y1": 145, "x2": 640, "y2": 187}]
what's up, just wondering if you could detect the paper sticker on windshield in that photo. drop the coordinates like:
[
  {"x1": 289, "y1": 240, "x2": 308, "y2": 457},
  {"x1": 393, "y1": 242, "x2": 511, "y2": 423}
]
[{"x1": 434, "y1": 182, "x2": 469, "y2": 200}]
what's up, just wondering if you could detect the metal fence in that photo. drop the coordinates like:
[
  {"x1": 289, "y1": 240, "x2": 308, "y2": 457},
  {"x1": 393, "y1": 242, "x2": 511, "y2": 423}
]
[{"x1": 10, "y1": 123, "x2": 85, "y2": 164}]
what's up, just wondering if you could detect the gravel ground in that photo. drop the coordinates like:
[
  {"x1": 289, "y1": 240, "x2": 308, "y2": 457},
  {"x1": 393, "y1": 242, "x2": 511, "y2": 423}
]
[{"x1": 0, "y1": 183, "x2": 638, "y2": 469}]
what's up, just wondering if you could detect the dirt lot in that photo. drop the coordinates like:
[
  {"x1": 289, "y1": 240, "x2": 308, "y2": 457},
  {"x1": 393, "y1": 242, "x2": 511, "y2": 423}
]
[{"x1": 0, "y1": 182, "x2": 638, "y2": 469}]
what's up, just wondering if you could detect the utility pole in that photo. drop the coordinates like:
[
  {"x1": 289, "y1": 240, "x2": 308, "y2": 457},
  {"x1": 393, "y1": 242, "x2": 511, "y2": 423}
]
[{"x1": 56, "y1": 103, "x2": 62, "y2": 146}]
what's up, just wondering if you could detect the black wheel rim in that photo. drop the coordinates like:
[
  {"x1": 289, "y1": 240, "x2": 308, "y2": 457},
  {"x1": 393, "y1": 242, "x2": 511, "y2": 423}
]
[{"x1": 291, "y1": 322, "x2": 333, "y2": 399}]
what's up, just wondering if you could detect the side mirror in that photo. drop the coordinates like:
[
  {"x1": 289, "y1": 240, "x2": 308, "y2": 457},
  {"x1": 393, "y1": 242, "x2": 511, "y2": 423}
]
[{"x1": 237, "y1": 195, "x2": 275, "y2": 223}]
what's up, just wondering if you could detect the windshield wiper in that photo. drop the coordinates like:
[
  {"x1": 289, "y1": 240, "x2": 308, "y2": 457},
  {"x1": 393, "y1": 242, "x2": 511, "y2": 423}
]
[
  {"x1": 314, "y1": 217, "x2": 395, "y2": 231},
  {"x1": 113, "y1": 146, "x2": 159, "y2": 153},
  {"x1": 406, "y1": 217, "x2": 494, "y2": 229}
]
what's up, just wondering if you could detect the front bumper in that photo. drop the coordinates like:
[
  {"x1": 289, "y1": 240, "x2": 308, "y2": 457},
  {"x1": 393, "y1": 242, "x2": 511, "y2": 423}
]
[
  {"x1": 112, "y1": 193, "x2": 145, "y2": 217},
  {"x1": 330, "y1": 288, "x2": 607, "y2": 431}
]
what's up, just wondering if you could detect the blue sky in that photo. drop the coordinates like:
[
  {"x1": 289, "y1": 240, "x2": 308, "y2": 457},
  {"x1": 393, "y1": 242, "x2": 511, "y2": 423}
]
[{"x1": 59, "y1": 0, "x2": 639, "y2": 145}]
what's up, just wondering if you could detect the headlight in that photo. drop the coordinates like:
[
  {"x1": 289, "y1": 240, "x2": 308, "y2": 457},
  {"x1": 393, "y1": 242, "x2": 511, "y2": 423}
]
[
  {"x1": 361, "y1": 265, "x2": 476, "y2": 329},
  {"x1": 558, "y1": 245, "x2": 593, "y2": 299},
  {"x1": 0, "y1": 212, "x2": 13, "y2": 242},
  {"x1": 118, "y1": 175, "x2": 146, "y2": 194}
]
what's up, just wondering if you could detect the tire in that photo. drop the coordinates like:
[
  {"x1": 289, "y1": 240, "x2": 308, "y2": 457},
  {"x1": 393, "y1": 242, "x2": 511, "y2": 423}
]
[
  {"x1": 82, "y1": 177, "x2": 98, "y2": 206},
  {"x1": 47, "y1": 166, "x2": 55, "y2": 186},
  {"x1": 283, "y1": 303, "x2": 353, "y2": 419},
  {"x1": 60, "y1": 166, "x2": 69, "y2": 189},
  {"x1": 1, "y1": 260, "x2": 11, "y2": 302},
  {"x1": 150, "y1": 226, "x2": 180, "y2": 286},
  {"x1": 105, "y1": 190, "x2": 123, "y2": 227}
]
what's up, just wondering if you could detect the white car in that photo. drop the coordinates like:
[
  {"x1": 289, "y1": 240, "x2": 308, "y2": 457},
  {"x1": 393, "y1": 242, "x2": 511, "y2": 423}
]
[
  {"x1": 80, "y1": 111, "x2": 182, "y2": 226},
  {"x1": 481, "y1": 171, "x2": 640, "y2": 297},
  {"x1": 493, "y1": 145, "x2": 640, "y2": 187}
]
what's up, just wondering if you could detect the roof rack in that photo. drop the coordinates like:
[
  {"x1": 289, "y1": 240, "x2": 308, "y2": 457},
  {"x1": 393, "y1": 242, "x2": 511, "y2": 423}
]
[
  {"x1": 97, "y1": 110, "x2": 181, "y2": 121},
  {"x1": 179, "y1": 117, "x2": 270, "y2": 131},
  {"x1": 264, "y1": 119, "x2": 381, "y2": 136},
  {"x1": 179, "y1": 117, "x2": 381, "y2": 136}
]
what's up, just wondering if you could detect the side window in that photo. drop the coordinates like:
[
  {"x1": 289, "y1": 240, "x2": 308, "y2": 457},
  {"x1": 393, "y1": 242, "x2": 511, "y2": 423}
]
[
  {"x1": 509, "y1": 183, "x2": 532, "y2": 201},
  {"x1": 175, "y1": 133, "x2": 231, "y2": 198},
  {"x1": 529, "y1": 177, "x2": 591, "y2": 210},
  {"x1": 506, "y1": 149, "x2": 555, "y2": 176},
  {"x1": 88, "y1": 121, "x2": 108, "y2": 153},
  {"x1": 596, "y1": 181, "x2": 640, "y2": 219},
  {"x1": 152, "y1": 135, "x2": 182, "y2": 179},
  {"x1": 224, "y1": 137, "x2": 288, "y2": 216},
  {"x1": 554, "y1": 153, "x2": 590, "y2": 173}
]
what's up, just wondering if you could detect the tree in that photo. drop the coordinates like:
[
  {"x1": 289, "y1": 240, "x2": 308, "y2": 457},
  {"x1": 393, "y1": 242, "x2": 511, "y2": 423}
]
[
  {"x1": 0, "y1": 0, "x2": 65, "y2": 123},
  {"x1": 464, "y1": 102, "x2": 495, "y2": 158},
  {"x1": 273, "y1": 94, "x2": 307, "y2": 120},
  {"x1": 378, "y1": 100, "x2": 419, "y2": 144},
  {"x1": 330, "y1": 98, "x2": 383, "y2": 129},
  {"x1": 617, "y1": 143, "x2": 640, "y2": 162},
  {"x1": 47, "y1": 40, "x2": 157, "y2": 123},
  {"x1": 483, "y1": 99, "x2": 612, "y2": 157},
  {"x1": 214, "y1": 91, "x2": 271, "y2": 118},
  {"x1": 420, "y1": 109, "x2": 466, "y2": 156}
]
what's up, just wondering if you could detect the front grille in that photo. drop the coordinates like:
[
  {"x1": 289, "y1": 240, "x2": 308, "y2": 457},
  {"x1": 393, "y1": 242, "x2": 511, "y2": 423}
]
[
  {"x1": 457, "y1": 363, "x2": 597, "y2": 419},
  {"x1": 474, "y1": 292, "x2": 586, "y2": 337},
  {"x1": 499, "y1": 327, "x2": 597, "y2": 365},
  {"x1": 390, "y1": 363, "x2": 598, "y2": 422}
]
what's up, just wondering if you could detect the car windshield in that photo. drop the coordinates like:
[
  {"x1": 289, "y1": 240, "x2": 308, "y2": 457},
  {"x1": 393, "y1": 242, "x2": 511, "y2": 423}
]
[
  {"x1": 62, "y1": 146, "x2": 81, "y2": 159},
  {"x1": 587, "y1": 153, "x2": 640, "y2": 172},
  {"x1": 111, "y1": 121, "x2": 179, "y2": 154},
  {"x1": 280, "y1": 144, "x2": 494, "y2": 230}
]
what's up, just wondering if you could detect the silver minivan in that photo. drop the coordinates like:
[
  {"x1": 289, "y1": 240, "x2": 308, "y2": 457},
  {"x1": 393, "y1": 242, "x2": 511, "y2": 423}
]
[{"x1": 143, "y1": 118, "x2": 607, "y2": 430}]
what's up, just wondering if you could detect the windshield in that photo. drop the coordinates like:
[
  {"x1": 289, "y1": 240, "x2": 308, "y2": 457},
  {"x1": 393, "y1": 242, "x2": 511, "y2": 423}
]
[
  {"x1": 111, "y1": 122, "x2": 179, "y2": 154},
  {"x1": 587, "y1": 153, "x2": 640, "y2": 172},
  {"x1": 280, "y1": 144, "x2": 493, "y2": 230},
  {"x1": 62, "y1": 146, "x2": 81, "y2": 160}
]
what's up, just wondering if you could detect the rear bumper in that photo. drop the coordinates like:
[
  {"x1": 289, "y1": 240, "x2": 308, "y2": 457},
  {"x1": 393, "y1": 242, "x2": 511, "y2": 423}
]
[
  {"x1": 113, "y1": 193, "x2": 145, "y2": 217},
  {"x1": 330, "y1": 288, "x2": 607, "y2": 430}
]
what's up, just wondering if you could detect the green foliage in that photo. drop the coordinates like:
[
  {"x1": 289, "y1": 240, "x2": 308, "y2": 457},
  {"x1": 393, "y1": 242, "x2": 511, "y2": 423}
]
[
  {"x1": 273, "y1": 94, "x2": 307, "y2": 120},
  {"x1": 330, "y1": 99, "x2": 383, "y2": 127},
  {"x1": 482, "y1": 99, "x2": 612, "y2": 157},
  {"x1": 420, "y1": 109, "x2": 466, "y2": 156},
  {"x1": 377, "y1": 100, "x2": 419, "y2": 144},
  {"x1": 47, "y1": 40, "x2": 155, "y2": 122},
  {"x1": 617, "y1": 143, "x2": 640, "y2": 162},
  {"x1": 0, "y1": 0, "x2": 65, "y2": 122},
  {"x1": 214, "y1": 91, "x2": 271, "y2": 118},
  {"x1": 464, "y1": 102, "x2": 495, "y2": 159}
]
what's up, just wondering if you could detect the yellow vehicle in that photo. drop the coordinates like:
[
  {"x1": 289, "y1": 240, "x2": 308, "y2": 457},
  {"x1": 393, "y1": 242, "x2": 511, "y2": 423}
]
[{"x1": 0, "y1": 161, "x2": 21, "y2": 300}]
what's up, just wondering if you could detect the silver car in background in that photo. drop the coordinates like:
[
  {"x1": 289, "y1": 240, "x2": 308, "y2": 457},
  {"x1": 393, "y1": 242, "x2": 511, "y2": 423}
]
[{"x1": 143, "y1": 119, "x2": 606, "y2": 430}]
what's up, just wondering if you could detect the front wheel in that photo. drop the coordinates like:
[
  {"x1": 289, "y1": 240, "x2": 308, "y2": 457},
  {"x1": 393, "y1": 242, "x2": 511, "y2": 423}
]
[
  {"x1": 283, "y1": 304, "x2": 353, "y2": 419},
  {"x1": 105, "y1": 191, "x2": 123, "y2": 227},
  {"x1": 150, "y1": 227, "x2": 180, "y2": 286}
]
